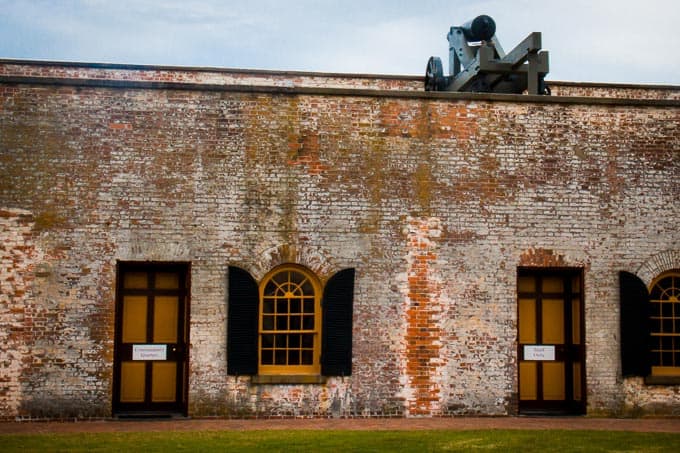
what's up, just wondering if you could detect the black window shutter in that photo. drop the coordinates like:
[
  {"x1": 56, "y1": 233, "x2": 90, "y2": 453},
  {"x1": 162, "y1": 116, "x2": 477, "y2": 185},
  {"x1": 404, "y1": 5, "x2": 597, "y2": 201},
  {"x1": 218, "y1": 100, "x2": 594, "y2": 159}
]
[
  {"x1": 619, "y1": 271, "x2": 651, "y2": 377},
  {"x1": 227, "y1": 266, "x2": 259, "y2": 375},
  {"x1": 321, "y1": 268, "x2": 355, "y2": 376}
]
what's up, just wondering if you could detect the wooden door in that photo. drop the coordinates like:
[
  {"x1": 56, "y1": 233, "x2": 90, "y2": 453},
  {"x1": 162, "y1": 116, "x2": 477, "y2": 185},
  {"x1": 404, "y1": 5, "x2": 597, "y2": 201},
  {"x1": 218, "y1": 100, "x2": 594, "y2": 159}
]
[
  {"x1": 518, "y1": 269, "x2": 585, "y2": 414},
  {"x1": 113, "y1": 263, "x2": 189, "y2": 416}
]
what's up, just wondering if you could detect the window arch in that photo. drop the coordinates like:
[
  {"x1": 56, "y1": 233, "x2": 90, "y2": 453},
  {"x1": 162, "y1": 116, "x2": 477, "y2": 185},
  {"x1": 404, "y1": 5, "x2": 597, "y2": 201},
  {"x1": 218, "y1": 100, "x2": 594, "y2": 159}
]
[
  {"x1": 259, "y1": 265, "x2": 321, "y2": 375},
  {"x1": 649, "y1": 270, "x2": 680, "y2": 376}
]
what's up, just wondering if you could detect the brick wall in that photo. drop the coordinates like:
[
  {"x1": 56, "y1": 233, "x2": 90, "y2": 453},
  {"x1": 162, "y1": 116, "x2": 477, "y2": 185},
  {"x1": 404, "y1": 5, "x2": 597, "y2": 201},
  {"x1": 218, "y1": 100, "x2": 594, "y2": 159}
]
[{"x1": 0, "y1": 63, "x2": 678, "y2": 419}]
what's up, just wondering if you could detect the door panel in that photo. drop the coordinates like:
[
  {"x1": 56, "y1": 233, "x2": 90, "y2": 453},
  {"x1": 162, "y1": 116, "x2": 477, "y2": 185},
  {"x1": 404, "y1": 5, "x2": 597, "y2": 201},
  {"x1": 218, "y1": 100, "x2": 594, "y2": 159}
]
[
  {"x1": 542, "y1": 276, "x2": 564, "y2": 293},
  {"x1": 154, "y1": 296, "x2": 179, "y2": 343},
  {"x1": 572, "y1": 298, "x2": 581, "y2": 344},
  {"x1": 518, "y1": 269, "x2": 585, "y2": 414},
  {"x1": 519, "y1": 361, "x2": 538, "y2": 400},
  {"x1": 120, "y1": 362, "x2": 146, "y2": 402},
  {"x1": 518, "y1": 298, "x2": 537, "y2": 344},
  {"x1": 124, "y1": 272, "x2": 148, "y2": 289},
  {"x1": 541, "y1": 299, "x2": 564, "y2": 344},
  {"x1": 573, "y1": 362, "x2": 582, "y2": 400},
  {"x1": 122, "y1": 296, "x2": 148, "y2": 343},
  {"x1": 542, "y1": 362, "x2": 565, "y2": 400},
  {"x1": 152, "y1": 362, "x2": 178, "y2": 402},
  {"x1": 113, "y1": 263, "x2": 189, "y2": 416},
  {"x1": 155, "y1": 272, "x2": 179, "y2": 289}
]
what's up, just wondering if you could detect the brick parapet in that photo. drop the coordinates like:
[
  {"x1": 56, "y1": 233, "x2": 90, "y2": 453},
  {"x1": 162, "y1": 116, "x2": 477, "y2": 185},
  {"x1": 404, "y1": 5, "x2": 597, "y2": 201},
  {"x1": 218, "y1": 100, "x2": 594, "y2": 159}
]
[
  {"x1": 548, "y1": 80, "x2": 680, "y2": 100},
  {"x1": 1, "y1": 59, "x2": 678, "y2": 101},
  {"x1": 0, "y1": 59, "x2": 422, "y2": 91}
]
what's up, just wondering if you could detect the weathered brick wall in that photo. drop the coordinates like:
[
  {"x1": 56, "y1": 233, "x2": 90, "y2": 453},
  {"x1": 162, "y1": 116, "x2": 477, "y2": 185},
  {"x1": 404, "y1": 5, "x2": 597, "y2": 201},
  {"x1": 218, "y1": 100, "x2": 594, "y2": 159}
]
[
  {"x1": 0, "y1": 209, "x2": 36, "y2": 417},
  {"x1": 548, "y1": 81, "x2": 680, "y2": 100},
  {"x1": 0, "y1": 64, "x2": 678, "y2": 419},
  {"x1": 0, "y1": 59, "x2": 422, "y2": 91}
]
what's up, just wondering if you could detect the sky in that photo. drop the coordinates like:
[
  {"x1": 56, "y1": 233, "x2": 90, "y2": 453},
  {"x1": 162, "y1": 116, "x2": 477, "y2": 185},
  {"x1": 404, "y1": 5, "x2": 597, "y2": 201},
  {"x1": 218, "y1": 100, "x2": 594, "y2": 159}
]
[{"x1": 1, "y1": 0, "x2": 679, "y2": 85}]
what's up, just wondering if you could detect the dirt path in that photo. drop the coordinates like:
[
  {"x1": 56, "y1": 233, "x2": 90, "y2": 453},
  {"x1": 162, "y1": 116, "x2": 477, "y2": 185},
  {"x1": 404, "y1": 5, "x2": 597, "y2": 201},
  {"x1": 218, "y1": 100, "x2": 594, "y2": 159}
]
[{"x1": 1, "y1": 417, "x2": 679, "y2": 434}]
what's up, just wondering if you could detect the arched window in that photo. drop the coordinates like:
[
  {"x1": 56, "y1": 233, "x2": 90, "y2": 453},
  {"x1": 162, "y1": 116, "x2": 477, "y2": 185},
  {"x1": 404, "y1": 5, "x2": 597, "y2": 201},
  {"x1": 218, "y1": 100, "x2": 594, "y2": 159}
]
[
  {"x1": 649, "y1": 271, "x2": 680, "y2": 376},
  {"x1": 620, "y1": 269, "x2": 680, "y2": 383},
  {"x1": 227, "y1": 265, "x2": 355, "y2": 378},
  {"x1": 259, "y1": 265, "x2": 321, "y2": 375}
]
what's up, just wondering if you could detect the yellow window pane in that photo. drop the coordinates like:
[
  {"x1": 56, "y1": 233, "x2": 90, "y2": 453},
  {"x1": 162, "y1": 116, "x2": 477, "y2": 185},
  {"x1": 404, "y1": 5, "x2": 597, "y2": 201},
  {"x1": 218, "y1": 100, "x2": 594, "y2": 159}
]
[
  {"x1": 152, "y1": 362, "x2": 177, "y2": 402},
  {"x1": 519, "y1": 298, "x2": 537, "y2": 344},
  {"x1": 571, "y1": 275, "x2": 581, "y2": 292},
  {"x1": 572, "y1": 298, "x2": 581, "y2": 344},
  {"x1": 120, "y1": 362, "x2": 146, "y2": 402},
  {"x1": 259, "y1": 265, "x2": 321, "y2": 375},
  {"x1": 518, "y1": 276, "x2": 535, "y2": 293},
  {"x1": 543, "y1": 361, "x2": 566, "y2": 400},
  {"x1": 124, "y1": 272, "x2": 148, "y2": 289},
  {"x1": 519, "y1": 361, "x2": 537, "y2": 400},
  {"x1": 573, "y1": 362, "x2": 582, "y2": 401},
  {"x1": 153, "y1": 296, "x2": 179, "y2": 343},
  {"x1": 155, "y1": 272, "x2": 179, "y2": 289},
  {"x1": 122, "y1": 296, "x2": 148, "y2": 343},
  {"x1": 542, "y1": 298, "x2": 565, "y2": 344},
  {"x1": 542, "y1": 277, "x2": 564, "y2": 293}
]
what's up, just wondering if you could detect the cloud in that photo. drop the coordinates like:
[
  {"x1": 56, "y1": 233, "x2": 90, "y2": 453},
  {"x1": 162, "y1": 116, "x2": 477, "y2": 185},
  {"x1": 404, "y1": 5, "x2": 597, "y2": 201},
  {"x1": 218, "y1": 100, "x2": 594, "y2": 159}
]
[{"x1": 0, "y1": 0, "x2": 678, "y2": 83}]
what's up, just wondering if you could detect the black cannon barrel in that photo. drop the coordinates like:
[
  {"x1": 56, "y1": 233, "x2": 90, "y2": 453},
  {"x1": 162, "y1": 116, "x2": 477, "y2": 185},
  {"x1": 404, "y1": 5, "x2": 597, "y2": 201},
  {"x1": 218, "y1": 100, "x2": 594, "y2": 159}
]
[{"x1": 461, "y1": 15, "x2": 496, "y2": 41}]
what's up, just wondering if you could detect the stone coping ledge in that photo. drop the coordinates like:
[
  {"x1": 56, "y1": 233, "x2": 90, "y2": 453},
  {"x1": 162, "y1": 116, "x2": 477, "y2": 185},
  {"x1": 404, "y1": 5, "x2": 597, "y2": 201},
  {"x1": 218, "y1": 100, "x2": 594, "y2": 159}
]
[
  {"x1": 2, "y1": 58, "x2": 679, "y2": 90},
  {"x1": 2, "y1": 74, "x2": 679, "y2": 107},
  {"x1": 0, "y1": 58, "x2": 419, "y2": 81}
]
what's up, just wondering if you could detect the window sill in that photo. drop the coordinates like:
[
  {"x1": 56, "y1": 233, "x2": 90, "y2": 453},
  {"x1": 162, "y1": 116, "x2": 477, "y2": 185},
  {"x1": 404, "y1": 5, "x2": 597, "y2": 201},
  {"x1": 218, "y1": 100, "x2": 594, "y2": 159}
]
[
  {"x1": 644, "y1": 375, "x2": 680, "y2": 385},
  {"x1": 251, "y1": 375, "x2": 327, "y2": 385}
]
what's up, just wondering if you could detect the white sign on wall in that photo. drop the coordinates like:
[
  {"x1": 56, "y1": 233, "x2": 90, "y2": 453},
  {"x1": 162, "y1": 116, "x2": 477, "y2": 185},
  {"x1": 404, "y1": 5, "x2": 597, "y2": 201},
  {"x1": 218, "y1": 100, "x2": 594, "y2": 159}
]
[
  {"x1": 132, "y1": 344, "x2": 167, "y2": 361},
  {"x1": 524, "y1": 345, "x2": 556, "y2": 361}
]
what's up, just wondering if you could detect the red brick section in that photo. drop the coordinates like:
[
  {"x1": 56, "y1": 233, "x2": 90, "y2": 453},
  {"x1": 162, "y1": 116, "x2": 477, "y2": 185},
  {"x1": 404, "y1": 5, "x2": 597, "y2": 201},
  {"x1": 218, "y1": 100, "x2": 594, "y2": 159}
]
[
  {"x1": 405, "y1": 218, "x2": 443, "y2": 416},
  {"x1": 287, "y1": 127, "x2": 328, "y2": 175},
  {"x1": 108, "y1": 122, "x2": 132, "y2": 130},
  {"x1": 519, "y1": 248, "x2": 569, "y2": 267}
]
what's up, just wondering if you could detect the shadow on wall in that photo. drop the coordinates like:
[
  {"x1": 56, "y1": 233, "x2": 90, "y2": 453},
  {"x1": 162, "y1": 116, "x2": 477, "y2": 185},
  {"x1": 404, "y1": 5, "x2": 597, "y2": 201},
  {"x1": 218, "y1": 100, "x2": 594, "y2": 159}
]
[
  {"x1": 19, "y1": 394, "x2": 109, "y2": 420},
  {"x1": 189, "y1": 385, "x2": 405, "y2": 418}
]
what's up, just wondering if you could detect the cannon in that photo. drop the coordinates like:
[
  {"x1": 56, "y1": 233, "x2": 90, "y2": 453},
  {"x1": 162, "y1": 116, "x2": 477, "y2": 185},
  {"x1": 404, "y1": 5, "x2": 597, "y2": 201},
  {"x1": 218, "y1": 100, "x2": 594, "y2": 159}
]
[
  {"x1": 460, "y1": 15, "x2": 496, "y2": 41},
  {"x1": 425, "y1": 15, "x2": 549, "y2": 95}
]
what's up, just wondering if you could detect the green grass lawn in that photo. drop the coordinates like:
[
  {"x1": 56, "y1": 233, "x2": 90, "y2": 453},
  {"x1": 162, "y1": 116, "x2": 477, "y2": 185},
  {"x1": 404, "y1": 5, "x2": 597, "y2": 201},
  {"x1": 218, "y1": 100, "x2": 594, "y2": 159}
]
[{"x1": 2, "y1": 429, "x2": 679, "y2": 452}]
